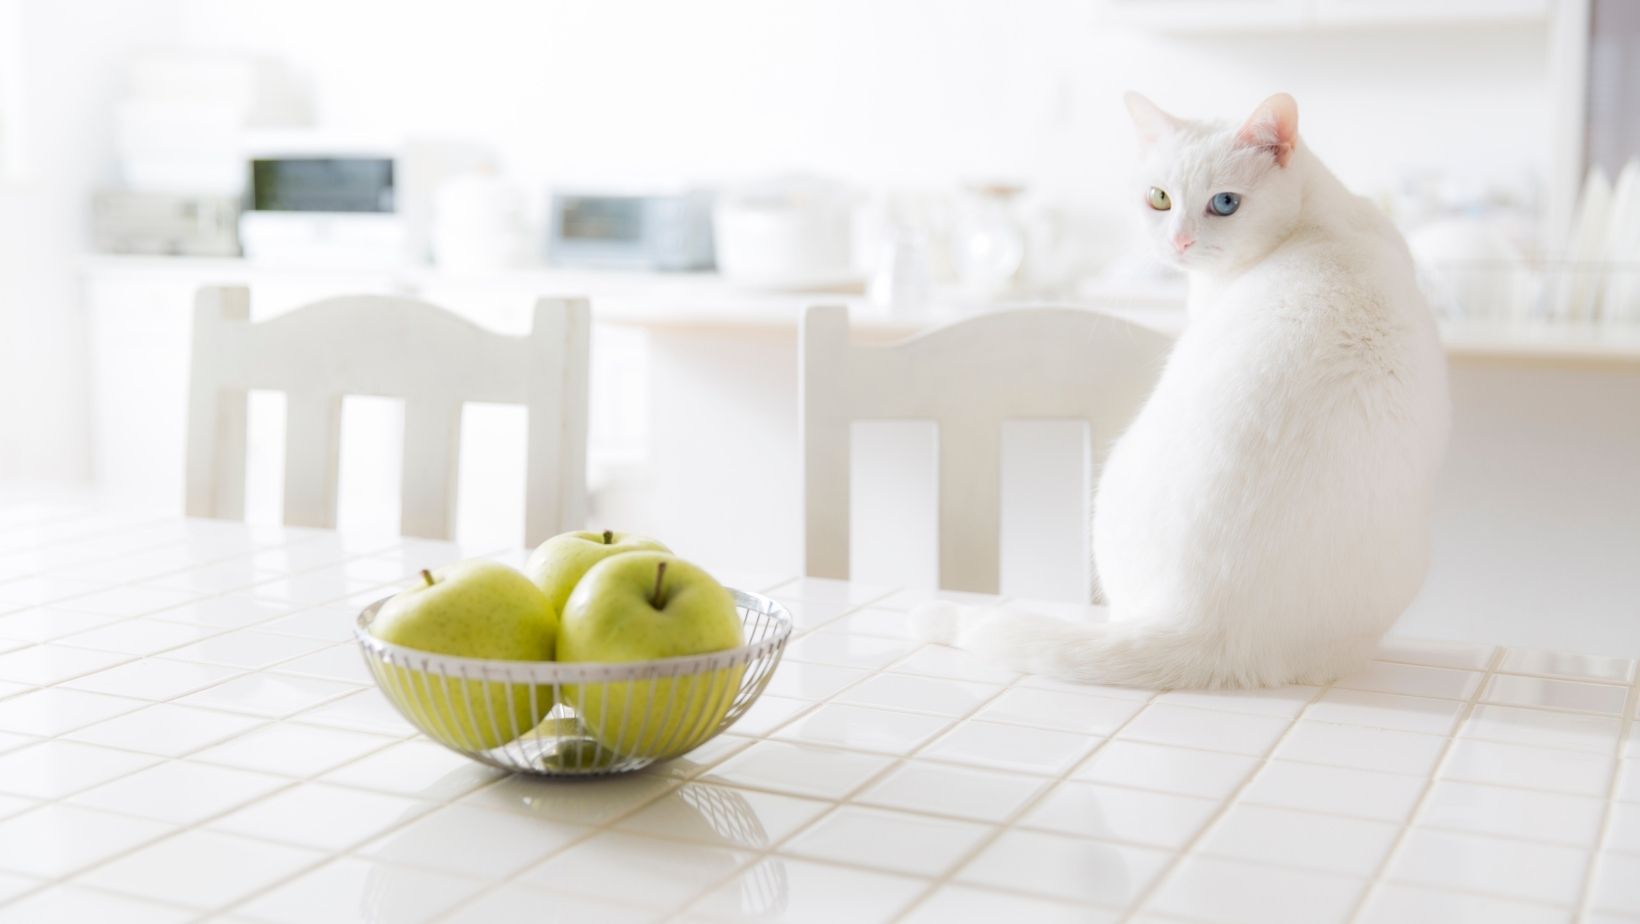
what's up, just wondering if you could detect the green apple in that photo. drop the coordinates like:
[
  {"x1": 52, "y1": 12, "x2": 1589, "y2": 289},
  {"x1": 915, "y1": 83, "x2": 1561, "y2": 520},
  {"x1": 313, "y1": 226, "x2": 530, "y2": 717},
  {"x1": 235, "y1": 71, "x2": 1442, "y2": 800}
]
[
  {"x1": 370, "y1": 560, "x2": 557, "y2": 751},
  {"x1": 558, "y1": 551, "x2": 744, "y2": 760},
  {"x1": 525, "y1": 529, "x2": 670, "y2": 618}
]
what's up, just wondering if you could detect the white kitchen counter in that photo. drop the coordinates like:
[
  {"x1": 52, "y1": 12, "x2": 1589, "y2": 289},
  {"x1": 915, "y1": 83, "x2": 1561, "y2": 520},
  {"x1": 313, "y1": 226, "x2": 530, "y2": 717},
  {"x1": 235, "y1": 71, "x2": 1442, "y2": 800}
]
[
  {"x1": 0, "y1": 500, "x2": 1636, "y2": 922},
  {"x1": 73, "y1": 254, "x2": 1640, "y2": 647},
  {"x1": 79, "y1": 254, "x2": 1640, "y2": 361}
]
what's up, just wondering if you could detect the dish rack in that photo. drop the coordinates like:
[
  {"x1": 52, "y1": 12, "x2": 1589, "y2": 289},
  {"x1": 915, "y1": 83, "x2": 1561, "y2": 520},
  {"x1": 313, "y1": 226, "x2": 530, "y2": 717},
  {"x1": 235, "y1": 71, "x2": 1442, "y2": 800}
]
[
  {"x1": 1418, "y1": 259, "x2": 1640, "y2": 324},
  {"x1": 354, "y1": 588, "x2": 792, "y2": 777}
]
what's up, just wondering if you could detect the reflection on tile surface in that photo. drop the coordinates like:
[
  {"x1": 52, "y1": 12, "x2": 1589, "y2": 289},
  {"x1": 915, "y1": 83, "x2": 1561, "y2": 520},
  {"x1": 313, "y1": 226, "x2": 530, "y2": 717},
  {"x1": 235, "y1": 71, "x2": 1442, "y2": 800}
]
[
  {"x1": 2, "y1": 506, "x2": 1638, "y2": 924},
  {"x1": 1388, "y1": 827, "x2": 1590, "y2": 904},
  {"x1": 781, "y1": 805, "x2": 991, "y2": 877},
  {"x1": 615, "y1": 783, "x2": 830, "y2": 848},
  {"x1": 1358, "y1": 882, "x2": 1568, "y2": 924},
  {"x1": 1020, "y1": 781, "x2": 1217, "y2": 849},
  {"x1": 357, "y1": 803, "x2": 584, "y2": 878},
  {"x1": 857, "y1": 760, "x2": 1045, "y2": 823},
  {"x1": 232, "y1": 857, "x2": 484, "y2": 924},
  {"x1": 1239, "y1": 760, "x2": 1425, "y2": 822},
  {"x1": 1498, "y1": 647, "x2": 1636, "y2": 684},
  {"x1": 76, "y1": 829, "x2": 325, "y2": 909},
  {"x1": 1146, "y1": 856, "x2": 1364, "y2": 924},
  {"x1": 521, "y1": 829, "x2": 752, "y2": 910},
  {"x1": 1483, "y1": 674, "x2": 1630, "y2": 715},
  {"x1": 691, "y1": 856, "x2": 927, "y2": 924},
  {"x1": 901, "y1": 885, "x2": 1118, "y2": 924},
  {"x1": 1075, "y1": 739, "x2": 1258, "y2": 799},
  {"x1": 957, "y1": 828, "x2": 1171, "y2": 905}
]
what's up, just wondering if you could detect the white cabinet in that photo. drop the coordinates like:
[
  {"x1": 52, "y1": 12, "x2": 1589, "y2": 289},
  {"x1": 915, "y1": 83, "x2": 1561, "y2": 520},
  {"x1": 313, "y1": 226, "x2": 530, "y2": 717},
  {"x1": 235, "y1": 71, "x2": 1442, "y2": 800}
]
[
  {"x1": 1097, "y1": 0, "x2": 1550, "y2": 31},
  {"x1": 1097, "y1": 0, "x2": 1308, "y2": 32},
  {"x1": 1312, "y1": 0, "x2": 1550, "y2": 26}
]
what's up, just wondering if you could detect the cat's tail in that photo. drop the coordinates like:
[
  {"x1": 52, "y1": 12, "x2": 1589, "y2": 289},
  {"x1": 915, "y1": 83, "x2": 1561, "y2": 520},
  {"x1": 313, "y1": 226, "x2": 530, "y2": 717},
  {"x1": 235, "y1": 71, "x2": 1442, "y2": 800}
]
[{"x1": 912, "y1": 602, "x2": 1254, "y2": 689}]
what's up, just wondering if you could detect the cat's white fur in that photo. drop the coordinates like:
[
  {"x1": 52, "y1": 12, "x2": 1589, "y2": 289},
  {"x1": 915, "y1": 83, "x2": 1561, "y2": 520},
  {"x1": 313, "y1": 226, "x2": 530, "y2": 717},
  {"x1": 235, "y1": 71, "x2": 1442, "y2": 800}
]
[{"x1": 915, "y1": 93, "x2": 1451, "y2": 689}]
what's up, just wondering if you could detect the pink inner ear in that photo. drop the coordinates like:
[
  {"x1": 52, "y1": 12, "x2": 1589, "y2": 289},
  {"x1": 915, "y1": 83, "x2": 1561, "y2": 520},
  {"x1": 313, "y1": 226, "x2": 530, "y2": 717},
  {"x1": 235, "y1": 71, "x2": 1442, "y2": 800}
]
[
  {"x1": 1125, "y1": 92, "x2": 1181, "y2": 146},
  {"x1": 1236, "y1": 94, "x2": 1298, "y2": 167}
]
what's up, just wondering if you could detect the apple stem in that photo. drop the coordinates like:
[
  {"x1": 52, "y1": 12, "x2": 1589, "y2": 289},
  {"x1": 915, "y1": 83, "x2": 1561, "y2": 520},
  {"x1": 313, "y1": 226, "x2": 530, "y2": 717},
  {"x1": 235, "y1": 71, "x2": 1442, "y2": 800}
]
[
  {"x1": 602, "y1": 529, "x2": 613, "y2": 545},
  {"x1": 419, "y1": 569, "x2": 435, "y2": 588},
  {"x1": 652, "y1": 561, "x2": 668, "y2": 609}
]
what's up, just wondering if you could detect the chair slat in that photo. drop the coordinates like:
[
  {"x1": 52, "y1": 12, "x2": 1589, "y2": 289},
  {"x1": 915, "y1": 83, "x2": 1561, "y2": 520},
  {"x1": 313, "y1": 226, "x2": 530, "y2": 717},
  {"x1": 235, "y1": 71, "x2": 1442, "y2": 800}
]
[
  {"x1": 800, "y1": 305, "x2": 853, "y2": 580},
  {"x1": 799, "y1": 305, "x2": 1172, "y2": 594},
  {"x1": 185, "y1": 287, "x2": 590, "y2": 544},
  {"x1": 400, "y1": 398, "x2": 463, "y2": 540},
  {"x1": 282, "y1": 390, "x2": 342, "y2": 529}
]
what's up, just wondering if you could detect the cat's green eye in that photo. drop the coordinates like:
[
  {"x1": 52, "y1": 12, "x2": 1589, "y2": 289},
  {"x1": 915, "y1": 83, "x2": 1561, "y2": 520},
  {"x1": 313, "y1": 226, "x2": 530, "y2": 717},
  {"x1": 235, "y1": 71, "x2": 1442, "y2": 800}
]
[{"x1": 1147, "y1": 187, "x2": 1171, "y2": 211}]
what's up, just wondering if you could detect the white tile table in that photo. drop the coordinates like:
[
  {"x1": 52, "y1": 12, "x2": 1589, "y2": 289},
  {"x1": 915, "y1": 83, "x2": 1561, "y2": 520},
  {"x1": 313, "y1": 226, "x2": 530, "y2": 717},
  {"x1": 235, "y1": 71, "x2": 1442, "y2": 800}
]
[{"x1": 0, "y1": 500, "x2": 1636, "y2": 923}]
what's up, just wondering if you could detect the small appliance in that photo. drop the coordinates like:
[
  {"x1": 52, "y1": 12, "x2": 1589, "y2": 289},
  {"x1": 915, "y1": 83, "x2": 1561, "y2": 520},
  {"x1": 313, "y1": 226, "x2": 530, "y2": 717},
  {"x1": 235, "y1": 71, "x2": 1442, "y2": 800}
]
[
  {"x1": 545, "y1": 188, "x2": 714, "y2": 271},
  {"x1": 92, "y1": 191, "x2": 242, "y2": 257},
  {"x1": 713, "y1": 176, "x2": 857, "y2": 287},
  {"x1": 238, "y1": 138, "x2": 405, "y2": 265}
]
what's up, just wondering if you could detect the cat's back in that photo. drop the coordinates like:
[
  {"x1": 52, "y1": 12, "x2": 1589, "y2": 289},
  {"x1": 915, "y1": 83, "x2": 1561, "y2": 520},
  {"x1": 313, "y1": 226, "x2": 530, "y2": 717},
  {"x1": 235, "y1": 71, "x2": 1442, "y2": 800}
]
[
  {"x1": 1179, "y1": 194, "x2": 1451, "y2": 517},
  {"x1": 1245, "y1": 192, "x2": 1418, "y2": 329},
  {"x1": 1208, "y1": 190, "x2": 1439, "y2": 394}
]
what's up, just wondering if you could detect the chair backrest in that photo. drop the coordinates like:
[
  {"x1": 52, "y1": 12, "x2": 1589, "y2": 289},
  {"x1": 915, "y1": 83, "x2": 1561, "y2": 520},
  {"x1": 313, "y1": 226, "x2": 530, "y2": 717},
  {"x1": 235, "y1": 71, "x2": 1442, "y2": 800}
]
[
  {"x1": 800, "y1": 304, "x2": 1173, "y2": 594},
  {"x1": 184, "y1": 286, "x2": 590, "y2": 545}
]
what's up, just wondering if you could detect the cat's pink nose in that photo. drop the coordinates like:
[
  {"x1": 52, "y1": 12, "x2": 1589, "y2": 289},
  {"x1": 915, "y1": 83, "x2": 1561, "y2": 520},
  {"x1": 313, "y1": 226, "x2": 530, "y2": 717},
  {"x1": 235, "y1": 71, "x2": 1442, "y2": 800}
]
[{"x1": 1172, "y1": 233, "x2": 1195, "y2": 253}]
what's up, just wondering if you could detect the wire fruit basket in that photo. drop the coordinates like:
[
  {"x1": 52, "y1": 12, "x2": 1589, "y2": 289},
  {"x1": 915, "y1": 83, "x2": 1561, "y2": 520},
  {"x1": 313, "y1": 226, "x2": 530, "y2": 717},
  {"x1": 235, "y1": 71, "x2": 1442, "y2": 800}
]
[{"x1": 354, "y1": 589, "x2": 792, "y2": 777}]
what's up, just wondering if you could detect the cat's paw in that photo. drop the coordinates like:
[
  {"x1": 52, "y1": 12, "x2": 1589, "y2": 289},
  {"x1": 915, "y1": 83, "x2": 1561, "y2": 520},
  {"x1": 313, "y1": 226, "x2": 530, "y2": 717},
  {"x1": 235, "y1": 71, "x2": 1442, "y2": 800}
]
[{"x1": 911, "y1": 602, "x2": 965, "y2": 646}]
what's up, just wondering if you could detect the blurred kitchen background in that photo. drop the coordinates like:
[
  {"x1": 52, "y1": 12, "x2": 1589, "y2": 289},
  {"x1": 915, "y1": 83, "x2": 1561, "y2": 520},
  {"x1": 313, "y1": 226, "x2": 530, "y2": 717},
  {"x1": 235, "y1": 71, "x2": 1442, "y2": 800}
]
[{"x1": 0, "y1": 0, "x2": 1636, "y2": 649}]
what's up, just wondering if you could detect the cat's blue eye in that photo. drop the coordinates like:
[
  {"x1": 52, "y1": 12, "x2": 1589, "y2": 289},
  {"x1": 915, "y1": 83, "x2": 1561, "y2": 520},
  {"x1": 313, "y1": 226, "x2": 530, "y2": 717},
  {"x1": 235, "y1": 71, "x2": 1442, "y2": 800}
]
[{"x1": 1209, "y1": 192, "x2": 1241, "y2": 216}]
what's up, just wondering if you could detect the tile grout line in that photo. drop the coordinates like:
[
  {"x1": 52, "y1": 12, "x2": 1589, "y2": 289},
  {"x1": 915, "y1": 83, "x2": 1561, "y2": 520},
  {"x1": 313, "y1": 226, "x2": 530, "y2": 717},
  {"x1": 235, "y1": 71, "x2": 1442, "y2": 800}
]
[
  {"x1": 1339, "y1": 643, "x2": 1505, "y2": 924},
  {"x1": 562, "y1": 719, "x2": 1609, "y2": 915},
  {"x1": 884, "y1": 665, "x2": 1165, "y2": 923},
  {"x1": 0, "y1": 696, "x2": 433, "y2": 911},
  {"x1": 7, "y1": 625, "x2": 334, "y2": 700},
  {"x1": 0, "y1": 550, "x2": 461, "y2": 725},
  {"x1": 0, "y1": 537, "x2": 1633, "y2": 922},
  {"x1": 0, "y1": 541, "x2": 426, "y2": 692},
  {"x1": 0, "y1": 525, "x2": 370, "y2": 614},
  {"x1": 3, "y1": 529, "x2": 417, "y2": 623},
  {"x1": 211, "y1": 775, "x2": 687, "y2": 923},
  {"x1": 643, "y1": 588, "x2": 965, "y2": 922},
  {"x1": 654, "y1": 594, "x2": 1040, "y2": 923},
  {"x1": 0, "y1": 514, "x2": 185, "y2": 570},
  {"x1": 17, "y1": 664, "x2": 1637, "y2": 756},
  {"x1": 0, "y1": 531, "x2": 567, "y2": 912},
  {"x1": 3, "y1": 660, "x2": 1632, "y2": 841},
  {"x1": 5, "y1": 574, "x2": 1633, "y2": 715},
  {"x1": 418, "y1": 581, "x2": 914, "y2": 924},
  {"x1": 31, "y1": 527, "x2": 347, "y2": 590},
  {"x1": 682, "y1": 698, "x2": 1625, "y2": 806},
  {"x1": 5, "y1": 641, "x2": 1633, "y2": 914},
  {"x1": 0, "y1": 556, "x2": 457, "y2": 912},
  {"x1": 1572, "y1": 656, "x2": 1640, "y2": 919},
  {"x1": 0, "y1": 576, "x2": 871, "y2": 795},
  {"x1": 0, "y1": 696, "x2": 424, "y2": 820},
  {"x1": 1112, "y1": 680, "x2": 1336, "y2": 923},
  {"x1": 6, "y1": 706, "x2": 536, "y2": 917},
  {"x1": 0, "y1": 665, "x2": 374, "y2": 757}
]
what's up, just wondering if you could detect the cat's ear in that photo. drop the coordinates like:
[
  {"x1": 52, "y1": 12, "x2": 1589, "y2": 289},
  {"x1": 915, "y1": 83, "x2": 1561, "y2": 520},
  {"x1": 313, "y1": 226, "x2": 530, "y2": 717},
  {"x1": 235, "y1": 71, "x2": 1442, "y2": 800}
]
[
  {"x1": 1236, "y1": 93, "x2": 1299, "y2": 167},
  {"x1": 1124, "y1": 92, "x2": 1182, "y2": 146}
]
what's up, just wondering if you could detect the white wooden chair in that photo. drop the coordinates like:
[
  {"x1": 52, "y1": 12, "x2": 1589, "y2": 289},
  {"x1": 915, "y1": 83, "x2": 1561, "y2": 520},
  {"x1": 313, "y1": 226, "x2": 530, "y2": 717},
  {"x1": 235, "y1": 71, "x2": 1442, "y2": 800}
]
[
  {"x1": 800, "y1": 304, "x2": 1173, "y2": 594},
  {"x1": 184, "y1": 286, "x2": 591, "y2": 545}
]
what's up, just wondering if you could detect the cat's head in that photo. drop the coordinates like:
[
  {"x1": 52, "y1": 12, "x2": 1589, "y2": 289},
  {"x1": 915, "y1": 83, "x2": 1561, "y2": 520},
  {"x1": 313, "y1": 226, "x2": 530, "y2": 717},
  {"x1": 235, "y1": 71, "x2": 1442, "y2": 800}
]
[{"x1": 1124, "y1": 92, "x2": 1304, "y2": 274}]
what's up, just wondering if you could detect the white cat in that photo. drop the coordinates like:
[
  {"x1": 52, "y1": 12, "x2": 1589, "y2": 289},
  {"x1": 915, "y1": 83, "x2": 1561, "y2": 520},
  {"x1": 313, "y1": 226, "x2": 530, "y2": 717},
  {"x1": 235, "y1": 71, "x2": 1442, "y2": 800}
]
[{"x1": 916, "y1": 93, "x2": 1451, "y2": 689}]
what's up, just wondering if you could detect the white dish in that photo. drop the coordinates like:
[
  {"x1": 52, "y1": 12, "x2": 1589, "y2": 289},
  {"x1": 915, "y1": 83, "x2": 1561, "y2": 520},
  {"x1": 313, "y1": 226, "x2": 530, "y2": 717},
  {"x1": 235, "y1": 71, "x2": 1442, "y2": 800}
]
[
  {"x1": 1599, "y1": 159, "x2": 1640, "y2": 324},
  {"x1": 1406, "y1": 219, "x2": 1524, "y2": 321},
  {"x1": 723, "y1": 271, "x2": 868, "y2": 294},
  {"x1": 1550, "y1": 168, "x2": 1612, "y2": 322}
]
